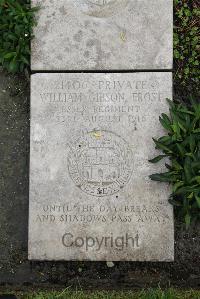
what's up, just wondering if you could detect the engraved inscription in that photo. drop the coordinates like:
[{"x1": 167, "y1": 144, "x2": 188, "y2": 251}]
[
  {"x1": 36, "y1": 203, "x2": 171, "y2": 225},
  {"x1": 29, "y1": 73, "x2": 174, "y2": 261},
  {"x1": 38, "y1": 79, "x2": 162, "y2": 127},
  {"x1": 68, "y1": 130, "x2": 133, "y2": 196}
]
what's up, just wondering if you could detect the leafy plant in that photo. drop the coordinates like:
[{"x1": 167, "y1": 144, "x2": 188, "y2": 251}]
[
  {"x1": 174, "y1": 0, "x2": 200, "y2": 90},
  {"x1": 0, "y1": 0, "x2": 38, "y2": 72},
  {"x1": 149, "y1": 99, "x2": 200, "y2": 228}
]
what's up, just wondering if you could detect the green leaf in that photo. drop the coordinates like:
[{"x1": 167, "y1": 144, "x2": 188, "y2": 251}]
[
  {"x1": 165, "y1": 163, "x2": 172, "y2": 170},
  {"x1": 191, "y1": 116, "x2": 200, "y2": 131},
  {"x1": 158, "y1": 136, "x2": 172, "y2": 145},
  {"x1": 190, "y1": 176, "x2": 200, "y2": 184},
  {"x1": 175, "y1": 185, "x2": 199, "y2": 195},
  {"x1": 193, "y1": 128, "x2": 200, "y2": 133},
  {"x1": 166, "y1": 98, "x2": 175, "y2": 109},
  {"x1": 176, "y1": 143, "x2": 185, "y2": 156},
  {"x1": 189, "y1": 135, "x2": 196, "y2": 152},
  {"x1": 168, "y1": 196, "x2": 182, "y2": 206},
  {"x1": 171, "y1": 122, "x2": 180, "y2": 135},
  {"x1": 20, "y1": 55, "x2": 29, "y2": 64},
  {"x1": 159, "y1": 113, "x2": 172, "y2": 131},
  {"x1": 150, "y1": 172, "x2": 178, "y2": 183},
  {"x1": 191, "y1": 161, "x2": 200, "y2": 170},
  {"x1": 195, "y1": 195, "x2": 200, "y2": 208},
  {"x1": 187, "y1": 192, "x2": 194, "y2": 199},
  {"x1": 148, "y1": 155, "x2": 167, "y2": 163},
  {"x1": 190, "y1": 98, "x2": 200, "y2": 116},
  {"x1": 178, "y1": 121, "x2": 186, "y2": 133},
  {"x1": 172, "y1": 159, "x2": 183, "y2": 171},
  {"x1": 153, "y1": 138, "x2": 173, "y2": 154},
  {"x1": 184, "y1": 157, "x2": 193, "y2": 183},
  {"x1": 185, "y1": 213, "x2": 191, "y2": 229},
  {"x1": 173, "y1": 181, "x2": 184, "y2": 192},
  {"x1": 8, "y1": 59, "x2": 18, "y2": 72},
  {"x1": 3, "y1": 52, "x2": 16, "y2": 59},
  {"x1": 177, "y1": 109, "x2": 194, "y2": 116}
]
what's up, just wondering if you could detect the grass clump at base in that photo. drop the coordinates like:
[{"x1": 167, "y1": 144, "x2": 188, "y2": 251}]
[{"x1": 14, "y1": 288, "x2": 200, "y2": 299}]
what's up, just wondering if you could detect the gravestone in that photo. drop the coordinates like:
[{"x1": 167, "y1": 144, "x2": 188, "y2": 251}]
[
  {"x1": 31, "y1": 0, "x2": 173, "y2": 70},
  {"x1": 29, "y1": 72, "x2": 174, "y2": 261}
]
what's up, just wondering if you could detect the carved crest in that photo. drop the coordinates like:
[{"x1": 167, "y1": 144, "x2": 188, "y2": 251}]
[{"x1": 68, "y1": 130, "x2": 133, "y2": 197}]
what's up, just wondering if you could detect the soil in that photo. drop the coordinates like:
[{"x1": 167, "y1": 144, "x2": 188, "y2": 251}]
[{"x1": 0, "y1": 70, "x2": 199, "y2": 291}]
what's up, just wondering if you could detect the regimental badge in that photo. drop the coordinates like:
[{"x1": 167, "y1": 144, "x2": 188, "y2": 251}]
[{"x1": 68, "y1": 130, "x2": 133, "y2": 197}]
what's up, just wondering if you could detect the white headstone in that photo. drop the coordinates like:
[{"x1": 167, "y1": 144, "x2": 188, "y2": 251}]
[
  {"x1": 29, "y1": 72, "x2": 174, "y2": 261},
  {"x1": 31, "y1": 0, "x2": 173, "y2": 70}
]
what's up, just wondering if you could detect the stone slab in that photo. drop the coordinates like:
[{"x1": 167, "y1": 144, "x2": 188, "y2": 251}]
[
  {"x1": 29, "y1": 72, "x2": 174, "y2": 261},
  {"x1": 31, "y1": 0, "x2": 173, "y2": 70}
]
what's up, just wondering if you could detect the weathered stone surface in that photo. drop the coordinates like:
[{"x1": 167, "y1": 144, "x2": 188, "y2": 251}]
[
  {"x1": 31, "y1": 0, "x2": 173, "y2": 70},
  {"x1": 29, "y1": 72, "x2": 174, "y2": 261}
]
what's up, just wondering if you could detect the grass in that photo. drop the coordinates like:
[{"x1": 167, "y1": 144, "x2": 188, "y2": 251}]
[{"x1": 3, "y1": 289, "x2": 200, "y2": 299}]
